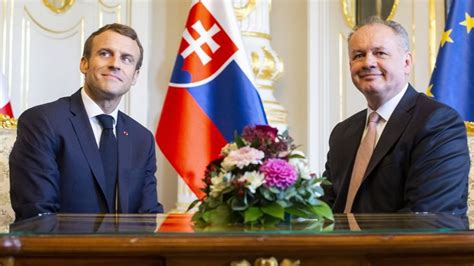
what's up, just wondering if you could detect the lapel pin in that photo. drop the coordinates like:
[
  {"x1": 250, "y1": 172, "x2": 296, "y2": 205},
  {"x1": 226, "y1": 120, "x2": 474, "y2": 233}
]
[{"x1": 123, "y1": 131, "x2": 129, "y2": 136}]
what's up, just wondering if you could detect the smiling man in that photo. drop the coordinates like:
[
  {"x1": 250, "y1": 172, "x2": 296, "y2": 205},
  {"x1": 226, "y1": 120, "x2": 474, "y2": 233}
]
[
  {"x1": 322, "y1": 17, "x2": 469, "y2": 215},
  {"x1": 10, "y1": 23, "x2": 164, "y2": 221}
]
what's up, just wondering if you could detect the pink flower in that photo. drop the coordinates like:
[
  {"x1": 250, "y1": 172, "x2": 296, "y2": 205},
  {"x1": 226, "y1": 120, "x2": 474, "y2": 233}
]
[
  {"x1": 260, "y1": 159, "x2": 297, "y2": 189},
  {"x1": 221, "y1": 146, "x2": 265, "y2": 170}
]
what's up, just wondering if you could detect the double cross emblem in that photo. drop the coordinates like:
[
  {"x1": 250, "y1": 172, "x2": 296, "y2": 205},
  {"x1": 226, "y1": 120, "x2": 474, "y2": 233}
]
[{"x1": 181, "y1": 21, "x2": 221, "y2": 65}]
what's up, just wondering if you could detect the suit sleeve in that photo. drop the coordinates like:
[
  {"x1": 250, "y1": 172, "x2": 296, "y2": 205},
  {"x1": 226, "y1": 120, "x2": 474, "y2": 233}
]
[
  {"x1": 9, "y1": 108, "x2": 61, "y2": 220},
  {"x1": 400, "y1": 106, "x2": 470, "y2": 215},
  {"x1": 138, "y1": 131, "x2": 164, "y2": 213},
  {"x1": 321, "y1": 126, "x2": 338, "y2": 207}
]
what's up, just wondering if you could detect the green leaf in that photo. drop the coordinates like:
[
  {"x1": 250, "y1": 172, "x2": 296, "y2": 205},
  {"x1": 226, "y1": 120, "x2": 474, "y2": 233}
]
[
  {"x1": 321, "y1": 179, "x2": 332, "y2": 186},
  {"x1": 244, "y1": 207, "x2": 264, "y2": 223},
  {"x1": 186, "y1": 199, "x2": 201, "y2": 212},
  {"x1": 311, "y1": 201, "x2": 334, "y2": 221},
  {"x1": 261, "y1": 188, "x2": 274, "y2": 201},
  {"x1": 268, "y1": 187, "x2": 281, "y2": 194},
  {"x1": 207, "y1": 205, "x2": 232, "y2": 225},
  {"x1": 234, "y1": 133, "x2": 246, "y2": 148},
  {"x1": 206, "y1": 197, "x2": 221, "y2": 208},
  {"x1": 261, "y1": 202, "x2": 285, "y2": 219},
  {"x1": 261, "y1": 215, "x2": 280, "y2": 226},
  {"x1": 285, "y1": 206, "x2": 311, "y2": 218},
  {"x1": 191, "y1": 211, "x2": 203, "y2": 222},
  {"x1": 288, "y1": 153, "x2": 305, "y2": 159},
  {"x1": 276, "y1": 200, "x2": 289, "y2": 208}
]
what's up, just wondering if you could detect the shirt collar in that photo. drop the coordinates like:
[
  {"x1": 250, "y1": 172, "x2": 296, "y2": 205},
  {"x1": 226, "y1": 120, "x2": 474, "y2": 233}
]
[
  {"x1": 81, "y1": 88, "x2": 119, "y2": 125},
  {"x1": 368, "y1": 83, "x2": 408, "y2": 122}
]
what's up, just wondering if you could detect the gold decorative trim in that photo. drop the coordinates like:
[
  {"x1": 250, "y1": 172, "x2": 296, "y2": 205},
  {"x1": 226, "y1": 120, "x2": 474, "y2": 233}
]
[
  {"x1": 467, "y1": 122, "x2": 474, "y2": 136},
  {"x1": 251, "y1": 46, "x2": 283, "y2": 81},
  {"x1": 386, "y1": 0, "x2": 399, "y2": 21},
  {"x1": 341, "y1": 0, "x2": 399, "y2": 28},
  {"x1": 42, "y1": 0, "x2": 75, "y2": 14},
  {"x1": 251, "y1": 51, "x2": 260, "y2": 77},
  {"x1": 98, "y1": 0, "x2": 120, "y2": 9},
  {"x1": 257, "y1": 84, "x2": 274, "y2": 91},
  {"x1": 341, "y1": 0, "x2": 356, "y2": 28},
  {"x1": 99, "y1": 0, "x2": 121, "y2": 25},
  {"x1": 265, "y1": 108, "x2": 288, "y2": 114},
  {"x1": 0, "y1": 114, "x2": 16, "y2": 128},
  {"x1": 24, "y1": 6, "x2": 83, "y2": 35},
  {"x1": 234, "y1": 0, "x2": 257, "y2": 21},
  {"x1": 263, "y1": 100, "x2": 283, "y2": 105},
  {"x1": 241, "y1": 31, "x2": 271, "y2": 40},
  {"x1": 428, "y1": 0, "x2": 436, "y2": 71}
]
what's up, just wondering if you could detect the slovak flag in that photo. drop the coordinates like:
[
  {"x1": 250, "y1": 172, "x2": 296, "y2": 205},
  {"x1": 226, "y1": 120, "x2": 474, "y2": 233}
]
[
  {"x1": 0, "y1": 73, "x2": 13, "y2": 117},
  {"x1": 156, "y1": 0, "x2": 267, "y2": 198}
]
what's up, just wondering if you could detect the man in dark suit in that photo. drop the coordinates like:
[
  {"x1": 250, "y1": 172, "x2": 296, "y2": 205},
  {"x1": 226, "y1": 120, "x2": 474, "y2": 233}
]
[
  {"x1": 9, "y1": 23, "x2": 164, "y2": 221},
  {"x1": 323, "y1": 17, "x2": 469, "y2": 215}
]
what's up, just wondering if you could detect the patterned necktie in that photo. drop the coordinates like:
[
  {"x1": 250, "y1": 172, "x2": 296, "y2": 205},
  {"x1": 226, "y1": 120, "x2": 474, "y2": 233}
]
[
  {"x1": 344, "y1": 111, "x2": 380, "y2": 213},
  {"x1": 96, "y1": 114, "x2": 117, "y2": 213}
]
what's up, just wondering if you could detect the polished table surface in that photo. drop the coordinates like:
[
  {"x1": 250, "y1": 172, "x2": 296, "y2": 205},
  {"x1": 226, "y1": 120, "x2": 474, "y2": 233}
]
[
  {"x1": 2, "y1": 213, "x2": 474, "y2": 265},
  {"x1": 6, "y1": 212, "x2": 472, "y2": 235}
]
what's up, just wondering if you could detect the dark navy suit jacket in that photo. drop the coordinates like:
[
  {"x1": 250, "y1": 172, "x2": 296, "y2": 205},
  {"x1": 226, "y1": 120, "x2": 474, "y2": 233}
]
[
  {"x1": 323, "y1": 85, "x2": 470, "y2": 215},
  {"x1": 9, "y1": 90, "x2": 164, "y2": 220}
]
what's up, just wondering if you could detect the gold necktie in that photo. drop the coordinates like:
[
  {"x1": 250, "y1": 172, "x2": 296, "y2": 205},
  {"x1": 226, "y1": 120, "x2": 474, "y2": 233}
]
[{"x1": 344, "y1": 111, "x2": 380, "y2": 213}]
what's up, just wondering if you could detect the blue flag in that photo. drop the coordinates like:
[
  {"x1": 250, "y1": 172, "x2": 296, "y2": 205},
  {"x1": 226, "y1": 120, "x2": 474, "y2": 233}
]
[{"x1": 429, "y1": 1, "x2": 474, "y2": 130}]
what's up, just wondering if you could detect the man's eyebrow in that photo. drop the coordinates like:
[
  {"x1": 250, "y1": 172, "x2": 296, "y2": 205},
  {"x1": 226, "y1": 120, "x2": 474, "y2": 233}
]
[
  {"x1": 350, "y1": 49, "x2": 365, "y2": 54},
  {"x1": 96, "y1": 48, "x2": 112, "y2": 53}
]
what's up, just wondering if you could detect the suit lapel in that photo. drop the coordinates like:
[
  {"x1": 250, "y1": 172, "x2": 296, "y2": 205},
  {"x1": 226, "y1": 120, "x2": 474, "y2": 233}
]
[
  {"x1": 363, "y1": 85, "x2": 418, "y2": 180},
  {"x1": 339, "y1": 111, "x2": 367, "y2": 199},
  {"x1": 116, "y1": 112, "x2": 131, "y2": 213},
  {"x1": 69, "y1": 90, "x2": 110, "y2": 208}
]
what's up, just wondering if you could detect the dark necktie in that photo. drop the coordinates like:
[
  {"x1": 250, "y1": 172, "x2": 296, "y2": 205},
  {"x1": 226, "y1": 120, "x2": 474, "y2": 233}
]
[{"x1": 96, "y1": 114, "x2": 117, "y2": 213}]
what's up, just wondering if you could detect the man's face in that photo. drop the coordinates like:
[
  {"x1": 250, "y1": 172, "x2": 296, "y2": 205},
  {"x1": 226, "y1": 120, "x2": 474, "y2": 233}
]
[
  {"x1": 80, "y1": 30, "x2": 140, "y2": 104},
  {"x1": 349, "y1": 23, "x2": 412, "y2": 109}
]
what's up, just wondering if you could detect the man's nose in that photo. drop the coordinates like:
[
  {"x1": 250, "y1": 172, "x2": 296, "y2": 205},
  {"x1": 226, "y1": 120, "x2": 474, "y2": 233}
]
[
  {"x1": 108, "y1": 56, "x2": 121, "y2": 70},
  {"x1": 362, "y1": 54, "x2": 377, "y2": 68}
]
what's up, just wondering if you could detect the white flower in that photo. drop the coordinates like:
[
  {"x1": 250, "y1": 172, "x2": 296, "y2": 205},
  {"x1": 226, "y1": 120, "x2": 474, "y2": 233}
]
[
  {"x1": 221, "y1": 146, "x2": 265, "y2": 171},
  {"x1": 209, "y1": 172, "x2": 232, "y2": 198},
  {"x1": 289, "y1": 150, "x2": 311, "y2": 180},
  {"x1": 238, "y1": 171, "x2": 265, "y2": 193}
]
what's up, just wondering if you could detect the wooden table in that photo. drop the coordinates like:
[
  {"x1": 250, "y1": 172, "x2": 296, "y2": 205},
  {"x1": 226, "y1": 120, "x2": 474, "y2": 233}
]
[{"x1": 1, "y1": 213, "x2": 474, "y2": 265}]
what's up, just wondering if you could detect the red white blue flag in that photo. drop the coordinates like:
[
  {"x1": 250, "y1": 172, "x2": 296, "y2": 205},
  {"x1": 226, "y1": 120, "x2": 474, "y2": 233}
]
[
  {"x1": 0, "y1": 73, "x2": 13, "y2": 117},
  {"x1": 156, "y1": 0, "x2": 267, "y2": 198}
]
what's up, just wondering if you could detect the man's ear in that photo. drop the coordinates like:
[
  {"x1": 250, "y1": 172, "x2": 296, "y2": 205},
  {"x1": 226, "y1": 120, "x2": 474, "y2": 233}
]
[
  {"x1": 404, "y1": 51, "x2": 413, "y2": 75},
  {"x1": 131, "y1": 69, "x2": 140, "y2": 86},
  {"x1": 80, "y1": 57, "x2": 88, "y2": 74}
]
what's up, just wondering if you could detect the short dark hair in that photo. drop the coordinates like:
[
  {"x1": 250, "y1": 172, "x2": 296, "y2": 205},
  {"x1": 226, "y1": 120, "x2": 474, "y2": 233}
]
[
  {"x1": 82, "y1": 23, "x2": 143, "y2": 70},
  {"x1": 348, "y1": 16, "x2": 410, "y2": 52}
]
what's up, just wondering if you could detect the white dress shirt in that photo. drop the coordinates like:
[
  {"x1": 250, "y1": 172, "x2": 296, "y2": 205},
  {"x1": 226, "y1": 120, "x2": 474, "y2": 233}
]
[
  {"x1": 361, "y1": 83, "x2": 409, "y2": 145},
  {"x1": 80, "y1": 88, "x2": 119, "y2": 147}
]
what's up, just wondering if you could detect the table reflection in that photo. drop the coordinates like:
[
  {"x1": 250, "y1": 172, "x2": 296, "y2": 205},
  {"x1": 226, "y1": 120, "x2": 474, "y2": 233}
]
[{"x1": 7, "y1": 212, "x2": 470, "y2": 235}]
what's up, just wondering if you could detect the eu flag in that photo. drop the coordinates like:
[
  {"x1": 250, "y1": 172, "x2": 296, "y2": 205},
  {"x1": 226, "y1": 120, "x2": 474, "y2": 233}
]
[{"x1": 429, "y1": 1, "x2": 474, "y2": 132}]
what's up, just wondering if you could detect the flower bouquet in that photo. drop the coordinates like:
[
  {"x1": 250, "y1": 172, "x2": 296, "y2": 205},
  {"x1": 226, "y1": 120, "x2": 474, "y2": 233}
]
[{"x1": 190, "y1": 125, "x2": 333, "y2": 226}]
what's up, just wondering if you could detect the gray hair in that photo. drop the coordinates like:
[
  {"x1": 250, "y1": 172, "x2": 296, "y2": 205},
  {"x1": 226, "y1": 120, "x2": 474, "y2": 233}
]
[{"x1": 347, "y1": 16, "x2": 410, "y2": 52}]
